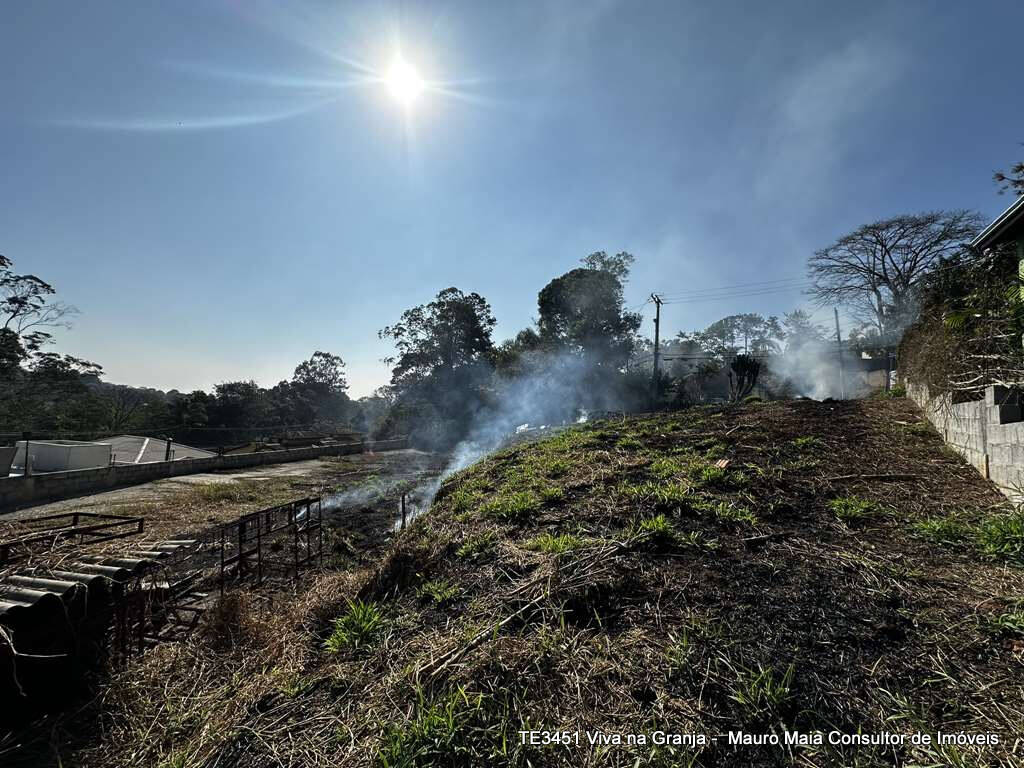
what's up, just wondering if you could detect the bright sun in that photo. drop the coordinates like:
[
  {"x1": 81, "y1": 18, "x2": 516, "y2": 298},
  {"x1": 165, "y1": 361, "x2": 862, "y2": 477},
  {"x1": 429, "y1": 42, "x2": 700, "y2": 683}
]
[{"x1": 385, "y1": 57, "x2": 424, "y2": 106}]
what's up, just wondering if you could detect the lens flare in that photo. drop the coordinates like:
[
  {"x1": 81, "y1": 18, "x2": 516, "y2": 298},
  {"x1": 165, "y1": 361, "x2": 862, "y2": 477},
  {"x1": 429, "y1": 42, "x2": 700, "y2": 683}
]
[{"x1": 385, "y1": 57, "x2": 424, "y2": 106}]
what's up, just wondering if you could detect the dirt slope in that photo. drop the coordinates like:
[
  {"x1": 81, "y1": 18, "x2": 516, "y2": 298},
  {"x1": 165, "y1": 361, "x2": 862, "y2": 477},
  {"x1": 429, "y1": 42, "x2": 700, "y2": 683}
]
[{"x1": 27, "y1": 398, "x2": 1024, "y2": 767}]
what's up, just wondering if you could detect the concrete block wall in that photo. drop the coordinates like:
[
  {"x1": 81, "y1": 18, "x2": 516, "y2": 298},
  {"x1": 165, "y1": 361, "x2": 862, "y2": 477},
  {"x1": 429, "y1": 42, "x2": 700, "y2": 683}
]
[
  {"x1": 0, "y1": 437, "x2": 409, "y2": 512},
  {"x1": 908, "y1": 383, "x2": 1024, "y2": 503}
]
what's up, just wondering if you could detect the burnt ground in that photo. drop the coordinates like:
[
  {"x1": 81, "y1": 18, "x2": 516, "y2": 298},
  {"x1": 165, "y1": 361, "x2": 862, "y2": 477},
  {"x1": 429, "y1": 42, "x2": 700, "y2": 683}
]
[{"x1": 7, "y1": 398, "x2": 1024, "y2": 767}]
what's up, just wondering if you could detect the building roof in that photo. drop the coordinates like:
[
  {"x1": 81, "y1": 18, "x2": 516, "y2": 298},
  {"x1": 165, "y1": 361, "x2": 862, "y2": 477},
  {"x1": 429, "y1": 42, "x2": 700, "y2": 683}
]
[
  {"x1": 105, "y1": 435, "x2": 215, "y2": 464},
  {"x1": 972, "y1": 194, "x2": 1024, "y2": 250}
]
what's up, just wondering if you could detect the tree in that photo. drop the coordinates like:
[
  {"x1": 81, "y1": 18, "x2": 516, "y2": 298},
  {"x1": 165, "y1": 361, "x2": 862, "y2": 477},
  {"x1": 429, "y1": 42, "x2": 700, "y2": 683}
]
[
  {"x1": 207, "y1": 381, "x2": 269, "y2": 430},
  {"x1": 292, "y1": 351, "x2": 348, "y2": 393},
  {"x1": 537, "y1": 268, "x2": 641, "y2": 366},
  {"x1": 807, "y1": 211, "x2": 983, "y2": 341},
  {"x1": 1, "y1": 254, "x2": 78, "y2": 354},
  {"x1": 380, "y1": 288, "x2": 496, "y2": 391},
  {"x1": 379, "y1": 287, "x2": 497, "y2": 446},
  {"x1": 780, "y1": 310, "x2": 828, "y2": 353},
  {"x1": 580, "y1": 251, "x2": 635, "y2": 282},
  {"x1": 680, "y1": 314, "x2": 781, "y2": 359},
  {"x1": 729, "y1": 354, "x2": 761, "y2": 401},
  {"x1": 994, "y1": 149, "x2": 1024, "y2": 196}
]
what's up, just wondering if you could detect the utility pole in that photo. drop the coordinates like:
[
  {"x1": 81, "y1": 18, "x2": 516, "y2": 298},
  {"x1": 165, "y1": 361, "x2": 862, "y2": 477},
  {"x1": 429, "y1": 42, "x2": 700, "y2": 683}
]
[
  {"x1": 834, "y1": 308, "x2": 846, "y2": 400},
  {"x1": 650, "y1": 294, "x2": 663, "y2": 404}
]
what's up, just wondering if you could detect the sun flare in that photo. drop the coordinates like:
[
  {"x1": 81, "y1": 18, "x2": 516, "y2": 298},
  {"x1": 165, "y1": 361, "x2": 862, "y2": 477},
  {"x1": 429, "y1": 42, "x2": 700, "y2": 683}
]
[{"x1": 385, "y1": 57, "x2": 424, "y2": 106}]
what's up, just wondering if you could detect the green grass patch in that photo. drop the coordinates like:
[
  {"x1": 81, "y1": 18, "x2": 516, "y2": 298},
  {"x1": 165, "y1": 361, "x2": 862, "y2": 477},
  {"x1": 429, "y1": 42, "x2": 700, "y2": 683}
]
[
  {"x1": 446, "y1": 487, "x2": 484, "y2": 516},
  {"x1": 480, "y1": 491, "x2": 539, "y2": 523},
  {"x1": 637, "y1": 513, "x2": 674, "y2": 537},
  {"x1": 456, "y1": 531, "x2": 498, "y2": 561},
  {"x1": 694, "y1": 499, "x2": 757, "y2": 525},
  {"x1": 616, "y1": 436, "x2": 644, "y2": 451},
  {"x1": 325, "y1": 600, "x2": 385, "y2": 654},
  {"x1": 911, "y1": 516, "x2": 971, "y2": 546},
  {"x1": 691, "y1": 464, "x2": 728, "y2": 487},
  {"x1": 676, "y1": 530, "x2": 719, "y2": 550},
  {"x1": 828, "y1": 496, "x2": 882, "y2": 524},
  {"x1": 730, "y1": 663, "x2": 795, "y2": 720},
  {"x1": 376, "y1": 687, "x2": 486, "y2": 768},
  {"x1": 538, "y1": 485, "x2": 566, "y2": 504},
  {"x1": 620, "y1": 479, "x2": 691, "y2": 509},
  {"x1": 975, "y1": 513, "x2": 1024, "y2": 563},
  {"x1": 665, "y1": 631, "x2": 693, "y2": 675},
  {"x1": 648, "y1": 457, "x2": 688, "y2": 480},
  {"x1": 990, "y1": 611, "x2": 1024, "y2": 635},
  {"x1": 417, "y1": 578, "x2": 459, "y2": 605},
  {"x1": 792, "y1": 436, "x2": 821, "y2": 450}
]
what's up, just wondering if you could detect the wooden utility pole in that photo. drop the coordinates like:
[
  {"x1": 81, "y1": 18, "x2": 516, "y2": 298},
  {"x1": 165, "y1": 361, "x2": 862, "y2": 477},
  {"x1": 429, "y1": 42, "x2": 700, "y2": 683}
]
[
  {"x1": 834, "y1": 308, "x2": 846, "y2": 400},
  {"x1": 650, "y1": 294, "x2": 663, "y2": 403}
]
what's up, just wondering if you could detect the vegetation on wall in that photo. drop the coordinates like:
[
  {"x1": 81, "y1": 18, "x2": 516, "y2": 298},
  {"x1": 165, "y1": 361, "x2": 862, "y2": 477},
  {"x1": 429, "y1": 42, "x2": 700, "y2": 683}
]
[{"x1": 900, "y1": 242, "x2": 1024, "y2": 398}]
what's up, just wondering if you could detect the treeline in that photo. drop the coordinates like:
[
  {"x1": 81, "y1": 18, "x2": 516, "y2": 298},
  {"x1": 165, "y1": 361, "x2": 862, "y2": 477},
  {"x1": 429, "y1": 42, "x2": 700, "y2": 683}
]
[
  {"x1": 0, "y1": 251, "x2": 651, "y2": 449},
  {"x1": 0, "y1": 255, "x2": 387, "y2": 445}
]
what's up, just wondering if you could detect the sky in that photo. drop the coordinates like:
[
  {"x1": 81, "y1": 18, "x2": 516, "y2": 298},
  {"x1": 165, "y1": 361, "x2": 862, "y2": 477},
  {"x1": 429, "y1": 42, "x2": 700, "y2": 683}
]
[{"x1": 1, "y1": 0, "x2": 1022, "y2": 398}]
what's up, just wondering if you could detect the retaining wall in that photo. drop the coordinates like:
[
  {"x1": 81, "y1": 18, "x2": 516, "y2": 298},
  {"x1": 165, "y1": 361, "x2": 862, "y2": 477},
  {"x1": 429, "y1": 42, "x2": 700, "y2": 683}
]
[
  {"x1": 0, "y1": 438, "x2": 409, "y2": 512},
  {"x1": 908, "y1": 383, "x2": 1024, "y2": 502}
]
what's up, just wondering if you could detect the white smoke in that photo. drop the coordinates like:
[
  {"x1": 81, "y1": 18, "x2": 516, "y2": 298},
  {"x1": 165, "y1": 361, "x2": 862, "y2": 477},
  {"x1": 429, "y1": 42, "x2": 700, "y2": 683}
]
[
  {"x1": 402, "y1": 351, "x2": 637, "y2": 517},
  {"x1": 765, "y1": 340, "x2": 884, "y2": 400}
]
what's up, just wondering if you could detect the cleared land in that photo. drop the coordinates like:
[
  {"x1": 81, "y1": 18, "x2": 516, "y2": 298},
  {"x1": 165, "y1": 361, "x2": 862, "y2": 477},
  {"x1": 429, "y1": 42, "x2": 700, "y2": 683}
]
[
  {"x1": 9, "y1": 398, "x2": 1024, "y2": 767},
  {"x1": 0, "y1": 449, "x2": 442, "y2": 564}
]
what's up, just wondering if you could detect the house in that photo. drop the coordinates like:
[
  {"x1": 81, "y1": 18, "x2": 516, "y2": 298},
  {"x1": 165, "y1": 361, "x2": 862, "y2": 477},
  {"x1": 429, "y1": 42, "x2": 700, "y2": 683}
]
[
  {"x1": 105, "y1": 435, "x2": 215, "y2": 465},
  {"x1": 972, "y1": 193, "x2": 1024, "y2": 257},
  {"x1": 972, "y1": 194, "x2": 1024, "y2": 351},
  {"x1": 12, "y1": 440, "x2": 111, "y2": 473}
]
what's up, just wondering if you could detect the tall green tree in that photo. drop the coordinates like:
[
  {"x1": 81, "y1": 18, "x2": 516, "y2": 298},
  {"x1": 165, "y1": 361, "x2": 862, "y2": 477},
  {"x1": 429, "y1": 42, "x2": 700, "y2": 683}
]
[
  {"x1": 292, "y1": 351, "x2": 348, "y2": 394},
  {"x1": 379, "y1": 287, "x2": 496, "y2": 445},
  {"x1": 537, "y1": 262, "x2": 640, "y2": 367}
]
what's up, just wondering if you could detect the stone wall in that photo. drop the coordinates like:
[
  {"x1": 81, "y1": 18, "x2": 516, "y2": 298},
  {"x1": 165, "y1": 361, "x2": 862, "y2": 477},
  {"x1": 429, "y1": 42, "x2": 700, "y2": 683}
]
[
  {"x1": 0, "y1": 438, "x2": 409, "y2": 512},
  {"x1": 908, "y1": 383, "x2": 1024, "y2": 502}
]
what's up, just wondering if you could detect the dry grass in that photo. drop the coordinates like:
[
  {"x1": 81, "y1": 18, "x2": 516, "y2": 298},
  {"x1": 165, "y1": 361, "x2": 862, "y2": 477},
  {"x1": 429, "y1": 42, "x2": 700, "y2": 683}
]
[{"x1": 12, "y1": 399, "x2": 1024, "y2": 767}]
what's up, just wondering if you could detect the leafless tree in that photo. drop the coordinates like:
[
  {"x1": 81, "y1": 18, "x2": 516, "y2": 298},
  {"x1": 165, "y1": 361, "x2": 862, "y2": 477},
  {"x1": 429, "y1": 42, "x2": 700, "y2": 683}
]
[{"x1": 807, "y1": 211, "x2": 983, "y2": 339}]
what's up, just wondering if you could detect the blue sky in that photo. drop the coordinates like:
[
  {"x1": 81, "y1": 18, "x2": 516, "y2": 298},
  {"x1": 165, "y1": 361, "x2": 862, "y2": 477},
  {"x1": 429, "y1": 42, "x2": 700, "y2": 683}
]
[{"x1": 2, "y1": 1, "x2": 1021, "y2": 397}]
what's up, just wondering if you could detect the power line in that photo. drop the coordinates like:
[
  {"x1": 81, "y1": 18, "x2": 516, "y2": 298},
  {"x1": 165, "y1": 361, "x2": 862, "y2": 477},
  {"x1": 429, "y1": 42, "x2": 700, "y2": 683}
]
[
  {"x1": 659, "y1": 276, "x2": 807, "y2": 298},
  {"x1": 652, "y1": 253, "x2": 990, "y2": 305},
  {"x1": 660, "y1": 284, "x2": 814, "y2": 305}
]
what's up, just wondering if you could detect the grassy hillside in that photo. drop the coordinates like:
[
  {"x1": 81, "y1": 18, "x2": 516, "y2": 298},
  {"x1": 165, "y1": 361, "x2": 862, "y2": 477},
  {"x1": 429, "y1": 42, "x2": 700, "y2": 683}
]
[{"x1": 43, "y1": 398, "x2": 1024, "y2": 768}]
